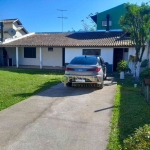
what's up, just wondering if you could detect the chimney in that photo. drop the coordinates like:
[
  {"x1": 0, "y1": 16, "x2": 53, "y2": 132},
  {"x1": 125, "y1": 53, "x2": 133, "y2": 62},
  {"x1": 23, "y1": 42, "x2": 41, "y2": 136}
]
[
  {"x1": 0, "y1": 22, "x2": 4, "y2": 42},
  {"x1": 106, "y1": 14, "x2": 110, "y2": 32}
]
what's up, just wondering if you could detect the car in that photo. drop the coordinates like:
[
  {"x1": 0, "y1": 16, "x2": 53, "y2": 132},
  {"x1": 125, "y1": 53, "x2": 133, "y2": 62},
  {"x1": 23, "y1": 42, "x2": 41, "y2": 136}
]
[{"x1": 64, "y1": 55, "x2": 107, "y2": 89}]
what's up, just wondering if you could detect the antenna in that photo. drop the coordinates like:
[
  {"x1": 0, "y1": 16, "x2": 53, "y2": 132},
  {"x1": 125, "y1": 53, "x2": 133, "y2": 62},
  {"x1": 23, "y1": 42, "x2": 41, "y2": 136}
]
[{"x1": 57, "y1": 9, "x2": 68, "y2": 32}]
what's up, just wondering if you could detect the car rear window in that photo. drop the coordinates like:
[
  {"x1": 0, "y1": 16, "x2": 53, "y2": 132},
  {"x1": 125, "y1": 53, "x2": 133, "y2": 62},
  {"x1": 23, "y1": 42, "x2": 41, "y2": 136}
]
[{"x1": 70, "y1": 57, "x2": 97, "y2": 65}]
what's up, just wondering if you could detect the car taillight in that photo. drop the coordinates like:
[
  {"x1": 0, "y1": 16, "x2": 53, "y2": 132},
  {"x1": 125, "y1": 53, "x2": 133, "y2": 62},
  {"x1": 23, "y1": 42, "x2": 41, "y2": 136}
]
[
  {"x1": 87, "y1": 68, "x2": 101, "y2": 72},
  {"x1": 65, "y1": 67, "x2": 74, "y2": 71}
]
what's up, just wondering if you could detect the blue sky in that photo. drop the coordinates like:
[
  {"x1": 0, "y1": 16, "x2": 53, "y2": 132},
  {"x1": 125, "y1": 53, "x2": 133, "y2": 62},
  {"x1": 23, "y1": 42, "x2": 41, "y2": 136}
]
[{"x1": 0, "y1": 0, "x2": 149, "y2": 32}]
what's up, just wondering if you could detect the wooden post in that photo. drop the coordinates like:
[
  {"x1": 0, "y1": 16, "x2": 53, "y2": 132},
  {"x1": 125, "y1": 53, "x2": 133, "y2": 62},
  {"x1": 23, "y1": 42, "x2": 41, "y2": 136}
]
[{"x1": 40, "y1": 47, "x2": 42, "y2": 69}]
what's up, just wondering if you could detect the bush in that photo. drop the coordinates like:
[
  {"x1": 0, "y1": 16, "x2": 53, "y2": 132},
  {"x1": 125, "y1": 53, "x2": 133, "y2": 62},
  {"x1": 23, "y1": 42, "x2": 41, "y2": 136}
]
[
  {"x1": 140, "y1": 68, "x2": 150, "y2": 79},
  {"x1": 123, "y1": 124, "x2": 150, "y2": 150},
  {"x1": 117, "y1": 60, "x2": 130, "y2": 73},
  {"x1": 140, "y1": 59, "x2": 149, "y2": 68}
]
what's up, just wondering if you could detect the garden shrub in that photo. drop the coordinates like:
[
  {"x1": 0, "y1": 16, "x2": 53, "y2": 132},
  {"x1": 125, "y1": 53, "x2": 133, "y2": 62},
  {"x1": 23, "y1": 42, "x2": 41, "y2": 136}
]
[{"x1": 123, "y1": 124, "x2": 150, "y2": 150}]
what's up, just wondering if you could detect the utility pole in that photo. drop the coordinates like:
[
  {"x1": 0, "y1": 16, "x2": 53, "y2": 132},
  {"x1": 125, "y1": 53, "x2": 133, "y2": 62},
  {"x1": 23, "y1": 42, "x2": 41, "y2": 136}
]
[{"x1": 57, "y1": 9, "x2": 67, "y2": 32}]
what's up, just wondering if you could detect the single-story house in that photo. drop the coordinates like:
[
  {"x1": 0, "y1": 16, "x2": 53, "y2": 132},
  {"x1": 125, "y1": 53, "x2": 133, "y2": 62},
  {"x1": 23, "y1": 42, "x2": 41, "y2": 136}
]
[{"x1": 0, "y1": 31, "x2": 149, "y2": 73}]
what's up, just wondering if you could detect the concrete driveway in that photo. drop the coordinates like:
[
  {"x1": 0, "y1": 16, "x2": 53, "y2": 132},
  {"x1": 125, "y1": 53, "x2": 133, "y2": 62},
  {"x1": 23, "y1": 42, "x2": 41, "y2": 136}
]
[{"x1": 0, "y1": 79, "x2": 116, "y2": 150}]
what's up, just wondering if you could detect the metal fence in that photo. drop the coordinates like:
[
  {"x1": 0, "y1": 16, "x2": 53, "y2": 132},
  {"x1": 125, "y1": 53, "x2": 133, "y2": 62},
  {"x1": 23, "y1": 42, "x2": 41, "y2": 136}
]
[{"x1": 141, "y1": 82, "x2": 150, "y2": 104}]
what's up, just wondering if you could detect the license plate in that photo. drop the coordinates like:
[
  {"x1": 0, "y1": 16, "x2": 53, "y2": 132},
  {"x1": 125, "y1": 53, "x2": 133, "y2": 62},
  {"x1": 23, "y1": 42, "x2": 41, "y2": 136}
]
[{"x1": 75, "y1": 79, "x2": 85, "y2": 82}]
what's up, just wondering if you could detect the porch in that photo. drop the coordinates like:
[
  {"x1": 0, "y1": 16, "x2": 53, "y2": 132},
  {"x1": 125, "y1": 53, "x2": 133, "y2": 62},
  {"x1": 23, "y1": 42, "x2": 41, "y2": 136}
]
[{"x1": 0, "y1": 47, "x2": 64, "y2": 69}]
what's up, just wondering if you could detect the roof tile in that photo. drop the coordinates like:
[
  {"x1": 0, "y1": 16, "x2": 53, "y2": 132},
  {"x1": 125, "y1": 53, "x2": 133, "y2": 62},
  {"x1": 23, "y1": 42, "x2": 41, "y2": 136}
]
[{"x1": 1, "y1": 31, "x2": 134, "y2": 47}]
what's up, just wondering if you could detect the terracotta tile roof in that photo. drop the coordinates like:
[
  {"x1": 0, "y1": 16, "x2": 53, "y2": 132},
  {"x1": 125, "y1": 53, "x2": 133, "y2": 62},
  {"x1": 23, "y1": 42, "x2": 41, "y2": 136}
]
[{"x1": 1, "y1": 31, "x2": 134, "y2": 47}]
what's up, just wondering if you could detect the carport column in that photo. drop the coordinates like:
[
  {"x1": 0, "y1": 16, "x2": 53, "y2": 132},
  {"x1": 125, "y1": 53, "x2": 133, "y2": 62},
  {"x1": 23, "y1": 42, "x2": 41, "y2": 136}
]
[
  {"x1": 40, "y1": 47, "x2": 42, "y2": 69},
  {"x1": 16, "y1": 47, "x2": 19, "y2": 68}
]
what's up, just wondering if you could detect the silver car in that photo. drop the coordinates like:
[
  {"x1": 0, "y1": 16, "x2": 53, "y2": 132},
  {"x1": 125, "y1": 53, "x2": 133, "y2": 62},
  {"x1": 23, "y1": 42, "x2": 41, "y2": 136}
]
[{"x1": 64, "y1": 55, "x2": 107, "y2": 89}]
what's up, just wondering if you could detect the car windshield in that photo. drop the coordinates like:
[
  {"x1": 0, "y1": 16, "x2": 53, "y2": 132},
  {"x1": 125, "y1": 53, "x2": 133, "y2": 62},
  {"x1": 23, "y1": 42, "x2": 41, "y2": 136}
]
[{"x1": 70, "y1": 57, "x2": 97, "y2": 65}]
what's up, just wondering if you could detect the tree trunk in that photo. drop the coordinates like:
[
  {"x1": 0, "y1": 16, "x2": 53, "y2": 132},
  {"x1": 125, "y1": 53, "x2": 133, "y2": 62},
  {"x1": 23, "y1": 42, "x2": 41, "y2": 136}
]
[{"x1": 134, "y1": 62, "x2": 141, "y2": 77}]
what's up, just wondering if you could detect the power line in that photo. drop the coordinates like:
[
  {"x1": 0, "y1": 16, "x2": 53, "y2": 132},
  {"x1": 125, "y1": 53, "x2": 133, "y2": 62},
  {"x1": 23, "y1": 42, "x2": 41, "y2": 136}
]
[{"x1": 57, "y1": 9, "x2": 68, "y2": 32}]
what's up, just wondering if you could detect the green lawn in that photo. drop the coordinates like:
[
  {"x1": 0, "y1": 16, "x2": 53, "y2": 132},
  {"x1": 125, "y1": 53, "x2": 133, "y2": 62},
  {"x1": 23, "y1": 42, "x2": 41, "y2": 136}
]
[
  {"x1": 107, "y1": 75, "x2": 150, "y2": 150},
  {"x1": 0, "y1": 68, "x2": 64, "y2": 111}
]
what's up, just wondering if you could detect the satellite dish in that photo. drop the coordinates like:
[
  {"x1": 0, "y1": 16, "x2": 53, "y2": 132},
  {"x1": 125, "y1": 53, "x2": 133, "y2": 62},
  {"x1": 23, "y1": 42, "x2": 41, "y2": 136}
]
[{"x1": 8, "y1": 28, "x2": 16, "y2": 36}]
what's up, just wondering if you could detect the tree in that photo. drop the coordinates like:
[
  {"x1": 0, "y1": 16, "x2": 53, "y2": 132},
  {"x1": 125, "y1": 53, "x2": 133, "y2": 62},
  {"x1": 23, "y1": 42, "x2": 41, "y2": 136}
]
[
  {"x1": 81, "y1": 20, "x2": 96, "y2": 31},
  {"x1": 120, "y1": 3, "x2": 150, "y2": 76},
  {"x1": 80, "y1": 13, "x2": 97, "y2": 31}
]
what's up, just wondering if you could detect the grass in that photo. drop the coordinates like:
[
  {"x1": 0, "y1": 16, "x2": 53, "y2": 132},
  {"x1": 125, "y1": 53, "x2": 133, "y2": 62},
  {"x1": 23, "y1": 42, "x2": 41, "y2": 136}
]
[
  {"x1": 107, "y1": 74, "x2": 150, "y2": 150},
  {"x1": 0, "y1": 68, "x2": 64, "y2": 111}
]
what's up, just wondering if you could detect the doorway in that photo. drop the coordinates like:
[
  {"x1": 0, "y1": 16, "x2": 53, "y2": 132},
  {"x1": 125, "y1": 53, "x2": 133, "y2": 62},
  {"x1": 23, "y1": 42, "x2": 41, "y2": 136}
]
[{"x1": 113, "y1": 48, "x2": 123, "y2": 71}]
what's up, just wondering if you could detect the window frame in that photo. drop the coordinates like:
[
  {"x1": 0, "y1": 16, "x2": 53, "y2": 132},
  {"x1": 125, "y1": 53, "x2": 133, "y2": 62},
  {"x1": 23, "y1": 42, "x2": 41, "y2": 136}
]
[
  {"x1": 82, "y1": 49, "x2": 101, "y2": 56},
  {"x1": 102, "y1": 20, "x2": 112, "y2": 27}
]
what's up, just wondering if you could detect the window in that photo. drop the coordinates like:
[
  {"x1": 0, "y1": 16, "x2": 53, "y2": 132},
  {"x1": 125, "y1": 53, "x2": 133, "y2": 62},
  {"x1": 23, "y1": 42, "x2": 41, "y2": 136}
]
[
  {"x1": 70, "y1": 57, "x2": 97, "y2": 65},
  {"x1": 83, "y1": 49, "x2": 101, "y2": 56},
  {"x1": 24, "y1": 47, "x2": 36, "y2": 58},
  {"x1": 48, "y1": 47, "x2": 53, "y2": 51},
  {"x1": 102, "y1": 21, "x2": 112, "y2": 26}
]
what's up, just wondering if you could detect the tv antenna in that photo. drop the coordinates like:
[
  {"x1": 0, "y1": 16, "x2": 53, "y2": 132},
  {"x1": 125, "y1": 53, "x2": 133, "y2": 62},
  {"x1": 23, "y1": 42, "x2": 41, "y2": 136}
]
[{"x1": 57, "y1": 9, "x2": 68, "y2": 32}]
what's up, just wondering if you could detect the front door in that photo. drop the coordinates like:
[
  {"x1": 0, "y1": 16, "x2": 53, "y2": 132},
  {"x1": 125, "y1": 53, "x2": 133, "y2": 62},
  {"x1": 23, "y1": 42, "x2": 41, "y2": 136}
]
[{"x1": 113, "y1": 48, "x2": 123, "y2": 71}]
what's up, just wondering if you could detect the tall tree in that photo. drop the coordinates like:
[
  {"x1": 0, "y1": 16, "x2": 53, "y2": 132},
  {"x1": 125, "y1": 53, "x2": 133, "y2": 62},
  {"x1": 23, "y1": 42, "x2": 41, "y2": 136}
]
[{"x1": 120, "y1": 3, "x2": 150, "y2": 76}]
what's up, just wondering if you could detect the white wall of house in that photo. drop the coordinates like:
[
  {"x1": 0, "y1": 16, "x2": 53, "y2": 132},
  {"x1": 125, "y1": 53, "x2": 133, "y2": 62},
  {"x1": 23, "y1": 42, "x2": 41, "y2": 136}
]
[
  {"x1": 65, "y1": 48, "x2": 82, "y2": 63},
  {"x1": 18, "y1": 47, "x2": 39, "y2": 66},
  {"x1": 65, "y1": 47, "x2": 113, "y2": 64},
  {"x1": 42, "y1": 47, "x2": 62, "y2": 66},
  {"x1": 101, "y1": 48, "x2": 113, "y2": 64},
  {"x1": 18, "y1": 47, "x2": 62, "y2": 67}
]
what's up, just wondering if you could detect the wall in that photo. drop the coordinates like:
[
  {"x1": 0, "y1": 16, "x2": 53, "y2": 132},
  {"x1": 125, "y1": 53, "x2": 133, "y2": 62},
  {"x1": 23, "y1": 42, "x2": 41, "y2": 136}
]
[
  {"x1": 18, "y1": 47, "x2": 62, "y2": 67},
  {"x1": 42, "y1": 47, "x2": 62, "y2": 66},
  {"x1": 97, "y1": 4, "x2": 126, "y2": 30},
  {"x1": 65, "y1": 47, "x2": 114, "y2": 72},
  {"x1": 3, "y1": 22, "x2": 27, "y2": 40}
]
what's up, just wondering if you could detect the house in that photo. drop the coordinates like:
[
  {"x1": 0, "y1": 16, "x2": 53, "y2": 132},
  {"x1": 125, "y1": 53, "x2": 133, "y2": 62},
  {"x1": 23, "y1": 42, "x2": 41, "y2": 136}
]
[
  {"x1": 91, "y1": 3, "x2": 126, "y2": 30},
  {"x1": 0, "y1": 18, "x2": 28, "y2": 66},
  {"x1": 0, "y1": 19, "x2": 28, "y2": 41},
  {"x1": 0, "y1": 31, "x2": 137, "y2": 73},
  {"x1": 0, "y1": 4, "x2": 149, "y2": 73}
]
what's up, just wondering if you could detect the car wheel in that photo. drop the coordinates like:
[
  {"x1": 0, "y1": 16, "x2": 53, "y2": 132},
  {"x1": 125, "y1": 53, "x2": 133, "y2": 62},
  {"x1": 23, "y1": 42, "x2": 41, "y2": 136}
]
[
  {"x1": 66, "y1": 82, "x2": 72, "y2": 87},
  {"x1": 97, "y1": 80, "x2": 104, "y2": 89}
]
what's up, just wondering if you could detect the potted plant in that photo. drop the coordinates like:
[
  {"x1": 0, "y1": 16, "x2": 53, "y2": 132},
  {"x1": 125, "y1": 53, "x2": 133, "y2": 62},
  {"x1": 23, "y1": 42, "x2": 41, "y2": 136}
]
[
  {"x1": 140, "y1": 68, "x2": 150, "y2": 85},
  {"x1": 117, "y1": 60, "x2": 128, "y2": 79}
]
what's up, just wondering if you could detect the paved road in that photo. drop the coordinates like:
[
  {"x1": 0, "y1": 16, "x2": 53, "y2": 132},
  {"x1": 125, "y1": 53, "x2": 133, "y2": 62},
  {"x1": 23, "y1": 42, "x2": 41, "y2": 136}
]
[{"x1": 0, "y1": 79, "x2": 116, "y2": 150}]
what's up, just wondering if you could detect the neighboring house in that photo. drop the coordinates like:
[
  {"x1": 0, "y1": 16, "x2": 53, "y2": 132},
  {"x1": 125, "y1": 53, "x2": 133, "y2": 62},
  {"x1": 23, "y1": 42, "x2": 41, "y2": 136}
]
[
  {"x1": 0, "y1": 18, "x2": 28, "y2": 66},
  {"x1": 0, "y1": 19, "x2": 28, "y2": 41},
  {"x1": 91, "y1": 3, "x2": 126, "y2": 30}
]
